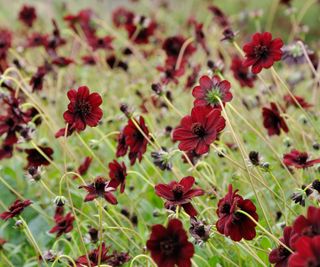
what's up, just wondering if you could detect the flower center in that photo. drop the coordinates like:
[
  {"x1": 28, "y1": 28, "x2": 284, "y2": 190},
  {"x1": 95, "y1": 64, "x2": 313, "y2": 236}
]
[
  {"x1": 94, "y1": 180, "x2": 106, "y2": 196},
  {"x1": 75, "y1": 100, "x2": 92, "y2": 117},
  {"x1": 254, "y1": 45, "x2": 269, "y2": 59},
  {"x1": 297, "y1": 154, "x2": 308, "y2": 165},
  {"x1": 160, "y1": 238, "x2": 178, "y2": 256},
  {"x1": 172, "y1": 185, "x2": 184, "y2": 199},
  {"x1": 195, "y1": 225, "x2": 206, "y2": 237},
  {"x1": 306, "y1": 259, "x2": 320, "y2": 267},
  {"x1": 205, "y1": 87, "x2": 222, "y2": 105},
  {"x1": 191, "y1": 123, "x2": 206, "y2": 137},
  {"x1": 221, "y1": 203, "x2": 231, "y2": 214}
]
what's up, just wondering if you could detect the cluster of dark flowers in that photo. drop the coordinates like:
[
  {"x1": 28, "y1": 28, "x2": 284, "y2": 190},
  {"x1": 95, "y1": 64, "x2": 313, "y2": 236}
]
[{"x1": 0, "y1": 1, "x2": 319, "y2": 266}]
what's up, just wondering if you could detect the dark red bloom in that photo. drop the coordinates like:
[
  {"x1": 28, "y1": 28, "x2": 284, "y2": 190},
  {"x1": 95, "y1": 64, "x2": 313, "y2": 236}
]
[
  {"x1": 243, "y1": 32, "x2": 283, "y2": 74},
  {"x1": 112, "y1": 7, "x2": 134, "y2": 28},
  {"x1": 173, "y1": 106, "x2": 226, "y2": 155},
  {"x1": 262, "y1": 102, "x2": 289, "y2": 136},
  {"x1": 87, "y1": 35, "x2": 114, "y2": 51},
  {"x1": 192, "y1": 75, "x2": 232, "y2": 107},
  {"x1": 79, "y1": 177, "x2": 117, "y2": 204},
  {"x1": 216, "y1": 184, "x2": 258, "y2": 241},
  {"x1": 25, "y1": 146, "x2": 53, "y2": 168},
  {"x1": 30, "y1": 66, "x2": 48, "y2": 92},
  {"x1": 75, "y1": 242, "x2": 111, "y2": 267},
  {"x1": 0, "y1": 199, "x2": 32, "y2": 220},
  {"x1": 284, "y1": 94, "x2": 312, "y2": 110},
  {"x1": 74, "y1": 157, "x2": 92, "y2": 179},
  {"x1": 123, "y1": 116, "x2": 149, "y2": 165},
  {"x1": 63, "y1": 9, "x2": 95, "y2": 38},
  {"x1": 162, "y1": 35, "x2": 196, "y2": 63},
  {"x1": 107, "y1": 251, "x2": 131, "y2": 266},
  {"x1": 62, "y1": 86, "x2": 103, "y2": 132},
  {"x1": 26, "y1": 33, "x2": 48, "y2": 48},
  {"x1": 155, "y1": 176, "x2": 204, "y2": 217},
  {"x1": 185, "y1": 64, "x2": 201, "y2": 89},
  {"x1": 231, "y1": 55, "x2": 256, "y2": 88},
  {"x1": 108, "y1": 160, "x2": 127, "y2": 193},
  {"x1": 49, "y1": 212, "x2": 74, "y2": 237},
  {"x1": 45, "y1": 20, "x2": 66, "y2": 56},
  {"x1": 82, "y1": 55, "x2": 97, "y2": 65},
  {"x1": 283, "y1": 149, "x2": 320, "y2": 169},
  {"x1": 146, "y1": 219, "x2": 194, "y2": 267},
  {"x1": 106, "y1": 55, "x2": 128, "y2": 71},
  {"x1": 0, "y1": 28, "x2": 12, "y2": 60},
  {"x1": 0, "y1": 96, "x2": 31, "y2": 145},
  {"x1": 18, "y1": 5, "x2": 37, "y2": 27},
  {"x1": 288, "y1": 236, "x2": 320, "y2": 267},
  {"x1": 157, "y1": 59, "x2": 186, "y2": 85},
  {"x1": 0, "y1": 144, "x2": 13, "y2": 160},
  {"x1": 125, "y1": 15, "x2": 156, "y2": 44},
  {"x1": 291, "y1": 206, "x2": 320, "y2": 249},
  {"x1": 51, "y1": 56, "x2": 74, "y2": 67},
  {"x1": 269, "y1": 226, "x2": 294, "y2": 267}
]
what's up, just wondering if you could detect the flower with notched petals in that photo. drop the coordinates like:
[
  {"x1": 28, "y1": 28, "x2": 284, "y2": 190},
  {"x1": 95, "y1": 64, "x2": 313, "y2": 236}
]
[
  {"x1": 0, "y1": 199, "x2": 32, "y2": 220},
  {"x1": 108, "y1": 160, "x2": 127, "y2": 193},
  {"x1": 231, "y1": 55, "x2": 256, "y2": 88},
  {"x1": 216, "y1": 184, "x2": 258, "y2": 241},
  {"x1": 290, "y1": 206, "x2": 320, "y2": 249},
  {"x1": 58, "y1": 86, "x2": 103, "y2": 135},
  {"x1": 262, "y1": 102, "x2": 289, "y2": 136},
  {"x1": 123, "y1": 116, "x2": 149, "y2": 165},
  {"x1": 155, "y1": 176, "x2": 204, "y2": 217},
  {"x1": 173, "y1": 106, "x2": 226, "y2": 155},
  {"x1": 49, "y1": 212, "x2": 74, "y2": 237},
  {"x1": 25, "y1": 146, "x2": 53, "y2": 168},
  {"x1": 75, "y1": 242, "x2": 111, "y2": 266},
  {"x1": 243, "y1": 32, "x2": 283, "y2": 74},
  {"x1": 125, "y1": 15, "x2": 156, "y2": 44},
  {"x1": 269, "y1": 226, "x2": 294, "y2": 267},
  {"x1": 146, "y1": 219, "x2": 194, "y2": 267},
  {"x1": 18, "y1": 5, "x2": 37, "y2": 27},
  {"x1": 192, "y1": 75, "x2": 232, "y2": 108},
  {"x1": 288, "y1": 236, "x2": 320, "y2": 267},
  {"x1": 79, "y1": 177, "x2": 118, "y2": 205},
  {"x1": 283, "y1": 149, "x2": 320, "y2": 169}
]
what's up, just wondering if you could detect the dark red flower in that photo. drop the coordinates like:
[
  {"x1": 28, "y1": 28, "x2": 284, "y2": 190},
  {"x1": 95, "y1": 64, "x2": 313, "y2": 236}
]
[
  {"x1": 108, "y1": 160, "x2": 127, "y2": 193},
  {"x1": 51, "y1": 56, "x2": 74, "y2": 67},
  {"x1": 262, "y1": 102, "x2": 289, "y2": 136},
  {"x1": 49, "y1": 212, "x2": 75, "y2": 237},
  {"x1": 0, "y1": 28, "x2": 12, "y2": 60},
  {"x1": 0, "y1": 199, "x2": 32, "y2": 220},
  {"x1": 243, "y1": 32, "x2": 283, "y2": 74},
  {"x1": 192, "y1": 75, "x2": 232, "y2": 107},
  {"x1": 107, "y1": 251, "x2": 131, "y2": 266},
  {"x1": 216, "y1": 184, "x2": 258, "y2": 241},
  {"x1": 291, "y1": 206, "x2": 320, "y2": 249},
  {"x1": 30, "y1": 66, "x2": 48, "y2": 92},
  {"x1": 288, "y1": 236, "x2": 320, "y2": 267},
  {"x1": 173, "y1": 106, "x2": 226, "y2": 155},
  {"x1": 157, "y1": 59, "x2": 186, "y2": 85},
  {"x1": 155, "y1": 176, "x2": 204, "y2": 217},
  {"x1": 283, "y1": 149, "x2": 320, "y2": 169},
  {"x1": 269, "y1": 226, "x2": 294, "y2": 267},
  {"x1": 185, "y1": 64, "x2": 201, "y2": 89},
  {"x1": 79, "y1": 177, "x2": 118, "y2": 204},
  {"x1": 106, "y1": 55, "x2": 128, "y2": 71},
  {"x1": 0, "y1": 144, "x2": 13, "y2": 160},
  {"x1": 112, "y1": 7, "x2": 134, "y2": 28},
  {"x1": 45, "y1": 20, "x2": 66, "y2": 56},
  {"x1": 87, "y1": 35, "x2": 114, "y2": 51},
  {"x1": 25, "y1": 146, "x2": 53, "y2": 168},
  {"x1": 75, "y1": 242, "x2": 111, "y2": 267},
  {"x1": 18, "y1": 5, "x2": 37, "y2": 27},
  {"x1": 146, "y1": 219, "x2": 194, "y2": 267},
  {"x1": 162, "y1": 35, "x2": 196, "y2": 63},
  {"x1": 26, "y1": 33, "x2": 48, "y2": 48},
  {"x1": 231, "y1": 55, "x2": 256, "y2": 88},
  {"x1": 125, "y1": 16, "x2": 156, "y2": 44},
  {"x1": 74, "y1": 156, "x2": 92, "y2": 179},
  {"x1": 82, "y1": 55, "x2": 97, "y2": 65},
  {"x1": 63, "y1": 9, "x2": 95, "y2": 37},
  {"x1": 284, "y1": 94, "x2": 312, "y2": 110},
  {"x1": 123, "y1": 116, "x2": 149, "y2": 165},
  {"x1": 0, "y1": 96, "x2": 31, "y2": 145},
  {"x1": 61, "y1": 86, "x2": 103, "y2": 132}
]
